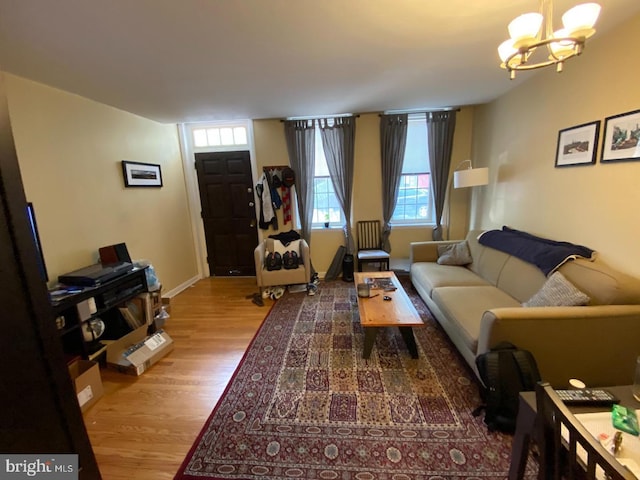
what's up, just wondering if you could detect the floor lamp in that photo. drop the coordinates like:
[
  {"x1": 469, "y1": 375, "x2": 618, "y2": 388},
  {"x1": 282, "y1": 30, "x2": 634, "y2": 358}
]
[{"x1": 447, "y1": 160, "x2": 489, "y2": 239}]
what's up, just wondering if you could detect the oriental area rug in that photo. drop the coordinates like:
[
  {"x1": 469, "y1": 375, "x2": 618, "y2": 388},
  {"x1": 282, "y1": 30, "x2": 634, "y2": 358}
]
[{"x1": 174, "y1": 276, "x2": 537, "y2": 479}]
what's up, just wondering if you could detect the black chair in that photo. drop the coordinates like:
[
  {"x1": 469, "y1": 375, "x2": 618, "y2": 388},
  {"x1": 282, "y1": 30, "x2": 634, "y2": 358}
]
[
  {"x1": 356, "y1": 220, "x2": 390, "y2": 272},
  {"x1": 535, "y1": 382, "x2": 636, "y2": 480}
]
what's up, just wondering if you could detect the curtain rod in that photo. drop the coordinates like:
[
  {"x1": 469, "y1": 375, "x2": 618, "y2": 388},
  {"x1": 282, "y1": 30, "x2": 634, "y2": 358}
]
[
  {"x1": 379, "y1": 107, "x2": 461, "y2": 116},
  {"x1": 277, "y1": 107, "x2": 461, "y2": 122},
  {"x1": 280, "y1": 114, "x2": 360, "y2": 122}
]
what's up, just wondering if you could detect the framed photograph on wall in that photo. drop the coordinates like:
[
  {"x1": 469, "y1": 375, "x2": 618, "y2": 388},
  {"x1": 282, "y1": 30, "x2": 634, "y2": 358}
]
[
  {"x1": 555, "y1": 121, "x2": 600, "y2": 168},
  {"x1": 121, "y1": 161, "x2": 163, "y2": 187},
  {"x1": 601, "y1": 109, "x2": 640, "y2": 163}
]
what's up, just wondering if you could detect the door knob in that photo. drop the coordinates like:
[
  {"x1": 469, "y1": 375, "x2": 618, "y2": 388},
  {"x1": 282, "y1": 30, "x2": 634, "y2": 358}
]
[{"x1": 249, "y1": 201, "x2": 254, "y2": 207}]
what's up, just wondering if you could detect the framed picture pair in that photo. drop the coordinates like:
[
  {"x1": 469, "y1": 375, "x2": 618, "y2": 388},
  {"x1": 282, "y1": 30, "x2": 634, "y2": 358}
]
[{"x1": 555, "y1": 109, "x2": 640, "y2": 167}]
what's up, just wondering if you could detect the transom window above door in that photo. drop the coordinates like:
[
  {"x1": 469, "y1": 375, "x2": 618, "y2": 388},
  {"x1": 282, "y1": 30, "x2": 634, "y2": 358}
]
[{"x1": 192, "y1": 126, "x2": 248, "y2": 148}]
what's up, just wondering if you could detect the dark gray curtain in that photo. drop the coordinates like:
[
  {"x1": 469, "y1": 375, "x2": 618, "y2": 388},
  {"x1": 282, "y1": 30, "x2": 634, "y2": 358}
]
[
  {"x1": 426, "y1": 111, "x2": 457, "y2": 241},
  {"x1": 379, "y1": 114, "x2": 408, "y2": 252},
  {"x1": 284, "y1": 119, "x2": 316, "y2": 248},
  {"x1": 318, "y1": 116, "x2": 356, "y2": 254}
]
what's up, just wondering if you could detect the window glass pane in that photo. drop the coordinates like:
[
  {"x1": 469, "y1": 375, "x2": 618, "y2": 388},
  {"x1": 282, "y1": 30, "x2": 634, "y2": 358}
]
[
  {"x1": 403, "y1": 117, "x2": 429, "y2": 174},
  {"x1": 391, "y1": 115, "x2": 432, "y2": 223},
  {"x1": 392, "y1": 173, "x2": 431, "y2": 222},
  {"x1": 206, "y1": 128, "x2": 221, "y2": 146},
  {"x1": 220, "y1": 128, "x2": 234, "y2": 145},
  {"x1": 314, "y1": 128, "x2": 330, "y2": 176},
  {"x1": 312, "y1": 126, "x2": 342, "y2": 227},
  {"x1": 233, "y1": 127, "x2": 247, "y2": 145},
  {"x1": 193, "y1": 129, "x2": 207, "y2": 147}
]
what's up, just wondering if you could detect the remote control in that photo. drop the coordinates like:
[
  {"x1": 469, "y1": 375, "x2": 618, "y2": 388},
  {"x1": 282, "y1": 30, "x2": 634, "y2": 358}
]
[{"x1": 555, "y1": 388, "x2": 620, "y2": 406}]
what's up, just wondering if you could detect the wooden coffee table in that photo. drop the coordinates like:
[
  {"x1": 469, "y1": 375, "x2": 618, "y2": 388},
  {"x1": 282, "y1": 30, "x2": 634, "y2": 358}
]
[{"x1": 353, "y1": 271, "x2": 424, "y2": 359}]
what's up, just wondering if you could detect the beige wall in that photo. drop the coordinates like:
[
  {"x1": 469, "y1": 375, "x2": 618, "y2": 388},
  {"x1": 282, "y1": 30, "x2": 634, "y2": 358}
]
[
  {"x1": 252, "y1": 109, "x2": 474, "y2": 274},
  {"x1": 471, "y1": 13, "x2": 640, "y2": 277},
  {"x1": 6, "y1": 74, "x2": 198, "y2": 293}
]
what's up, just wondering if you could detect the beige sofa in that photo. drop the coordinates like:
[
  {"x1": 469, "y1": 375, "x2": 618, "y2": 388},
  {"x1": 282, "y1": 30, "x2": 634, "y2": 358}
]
[{"x1": 410, "y1": 229, "x2": 640, "y2": 388}]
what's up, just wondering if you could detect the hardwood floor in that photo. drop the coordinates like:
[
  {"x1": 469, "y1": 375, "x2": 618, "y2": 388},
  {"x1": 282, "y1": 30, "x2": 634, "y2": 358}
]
[{"x1": 83, "y1": 277, "x2": 273, "y2": 480}]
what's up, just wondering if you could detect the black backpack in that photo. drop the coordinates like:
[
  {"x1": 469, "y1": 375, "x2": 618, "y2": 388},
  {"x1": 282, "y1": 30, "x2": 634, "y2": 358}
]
[{"x1": 473, "y1": 342, "x2": 541, "y2": 433}]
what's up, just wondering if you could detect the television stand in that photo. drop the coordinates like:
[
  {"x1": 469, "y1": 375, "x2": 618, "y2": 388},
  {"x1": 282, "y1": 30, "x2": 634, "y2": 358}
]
[{"x1": 51, "y1": 266, "x2": 150, "y2": 361}]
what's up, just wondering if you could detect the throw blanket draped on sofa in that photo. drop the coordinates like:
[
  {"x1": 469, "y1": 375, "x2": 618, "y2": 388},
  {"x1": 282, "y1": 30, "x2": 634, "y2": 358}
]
[{"x1": 478, "y1": 226, "x2": 595, "y2": 276}]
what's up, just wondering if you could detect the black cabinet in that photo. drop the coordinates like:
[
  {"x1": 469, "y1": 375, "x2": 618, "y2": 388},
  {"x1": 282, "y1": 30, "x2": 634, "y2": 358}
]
[{"x1": 51, "y1": 267, "x2": 149, "y2": 361}]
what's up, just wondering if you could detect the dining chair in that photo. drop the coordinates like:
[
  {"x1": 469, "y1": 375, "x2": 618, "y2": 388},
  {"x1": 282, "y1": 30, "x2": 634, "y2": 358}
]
[
  {"x1": 356, "y1": 220, "x2": 390, "y2": 272},
  {"x1": 535, "y1": 382, "x2": 636, "y2": 480}
]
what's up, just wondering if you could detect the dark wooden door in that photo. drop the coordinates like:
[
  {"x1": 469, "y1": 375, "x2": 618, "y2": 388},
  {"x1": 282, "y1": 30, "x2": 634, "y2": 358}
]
[
  {"x1": 195, "y1": 151, "x2": 258, "y2": 276},
  {"x1": 0, "y1": 74, "x2": 101, "y2": 478}
]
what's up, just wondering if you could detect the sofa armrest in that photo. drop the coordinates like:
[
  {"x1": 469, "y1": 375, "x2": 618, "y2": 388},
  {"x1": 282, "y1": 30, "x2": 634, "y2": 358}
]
[
  {"x1": 477, "y1": 305, "x2": 640, "y2": 388},
  {"x1": 409, "y1": 240, "x2": 459, "y2": 263}
]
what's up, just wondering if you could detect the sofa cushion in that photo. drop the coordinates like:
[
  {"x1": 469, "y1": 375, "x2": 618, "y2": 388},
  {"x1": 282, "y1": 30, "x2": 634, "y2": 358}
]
[
  {"x1": 466, "y1": 233, "x2": 511, "y2": 286},
  {"x1": 437, "y1": 241, "x2": 472, "y2": 266},
  {"x1": 495, "y1": 255, "x2": 547, "y2": 304},
  {"x1": 432, "y1": 286, "x2": 521, "y2": 353},
  {"x1": 522, "y1": 272, "x2": 590, "y2": 307},
  {"x1": 410, "y1": 262, "x2": 489, "y2": 298}
]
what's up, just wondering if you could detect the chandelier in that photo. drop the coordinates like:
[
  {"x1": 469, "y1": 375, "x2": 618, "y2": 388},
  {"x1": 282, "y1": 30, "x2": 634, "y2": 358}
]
[{"x1": 498, "y1": 0, "x2": 601, "y2": 79}]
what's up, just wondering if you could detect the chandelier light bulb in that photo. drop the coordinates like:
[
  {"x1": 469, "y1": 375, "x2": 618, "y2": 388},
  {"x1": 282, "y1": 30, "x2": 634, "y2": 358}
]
[
  {"x1": 562, "y1": 3, "x2": 601, "y2": 38},
  {"x1": 508, "y1": 12, "x2": 543, "y2": 45},
  {"x1": 549, "y1": 29, "x2": 576, "y2": 58}
]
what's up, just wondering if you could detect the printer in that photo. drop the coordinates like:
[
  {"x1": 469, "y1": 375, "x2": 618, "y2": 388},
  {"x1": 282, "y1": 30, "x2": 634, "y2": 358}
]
[{"x1": 58, "y1": 262, "x2": 133, "y2": 287}]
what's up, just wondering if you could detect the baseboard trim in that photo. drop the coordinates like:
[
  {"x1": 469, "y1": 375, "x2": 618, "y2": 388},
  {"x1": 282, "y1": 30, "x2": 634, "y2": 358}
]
[{"x1": 163, "y1": 275, "x2": 200, "y2": 298}]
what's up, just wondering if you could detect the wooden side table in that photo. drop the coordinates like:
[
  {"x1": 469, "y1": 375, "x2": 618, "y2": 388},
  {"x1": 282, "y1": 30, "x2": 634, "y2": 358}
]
[{"x1": 508, "y1": 385, "x2": 640, "y2": 480}]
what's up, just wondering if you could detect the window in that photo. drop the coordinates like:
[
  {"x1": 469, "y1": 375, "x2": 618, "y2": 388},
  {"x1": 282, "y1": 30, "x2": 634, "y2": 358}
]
[
  {"x1": 392, "y1": 115, "x2": 433, "y2": 223},
  {"x1": 192, "y1": 126, "x2": 248, "y2": 148},
  {"x1": 312, "y1": 126, "x2": 343, "y2": 227}
]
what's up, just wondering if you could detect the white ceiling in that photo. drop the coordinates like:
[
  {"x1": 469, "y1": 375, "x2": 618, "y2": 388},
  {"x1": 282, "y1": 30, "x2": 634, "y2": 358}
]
[{"x1": 0, "y1": 0, "x2": 638, "y2": 125}]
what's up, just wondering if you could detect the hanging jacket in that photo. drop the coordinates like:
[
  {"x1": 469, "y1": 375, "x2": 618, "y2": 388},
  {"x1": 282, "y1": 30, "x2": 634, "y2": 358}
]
[{"x1": 257, "y1": 173, "x2": 277, "y2": 230}]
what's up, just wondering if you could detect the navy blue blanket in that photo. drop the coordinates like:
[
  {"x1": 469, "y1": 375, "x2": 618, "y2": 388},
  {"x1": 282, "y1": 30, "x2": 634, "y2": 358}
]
[{"x1": 478, "y1": 226, "x2": 595, "y2": 276}]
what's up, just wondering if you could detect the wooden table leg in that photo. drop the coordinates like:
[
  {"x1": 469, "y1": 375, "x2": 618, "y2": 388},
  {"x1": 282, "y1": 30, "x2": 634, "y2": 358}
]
[
  {"x1": 508, "y1": 394, "x2": 537, "y2": 480},
  {"x1": 399, "y1": 327, "x2": 419, "y2": 359},
  {"x1": 363, "y1": 328, "x2": 378, "y2": 359}
]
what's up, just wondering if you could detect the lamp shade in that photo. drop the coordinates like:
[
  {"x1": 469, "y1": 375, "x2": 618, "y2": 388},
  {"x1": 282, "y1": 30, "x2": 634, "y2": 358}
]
[
  {"x1": 550, "y1": 29, "x2": 576, "y2": 58},
  {"x1": 498, "y1": 39, "x2": 518, "y2": 63},
  {"x1": 508, "y1": 12, "x2": 543, "y2": 43},
  {"x1": 562, "y1": 3, "x2": 601, "y2": 38},
  {"x1": 453, "y1": 167, "x2": 489, "y2": 189}
]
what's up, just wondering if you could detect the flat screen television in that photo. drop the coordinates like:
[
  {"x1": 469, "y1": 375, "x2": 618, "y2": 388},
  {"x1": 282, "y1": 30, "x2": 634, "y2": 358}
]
[{"x1": 26, "y1": 202, "x2": 48, "y2": 282}]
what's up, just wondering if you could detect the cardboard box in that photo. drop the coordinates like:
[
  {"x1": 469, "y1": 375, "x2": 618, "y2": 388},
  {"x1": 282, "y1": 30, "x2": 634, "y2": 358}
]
[
  {"x1": 68, "y1": 360, "x2": 103, "y2": 412},
  {"x1": 136, "y1": 288, "x2": 163, "y2": 326},
  {"x1": 162, "y1": 296, "x2": 171, "y2": 315},
  {"x1": 106, "y1": 325, "x2": 173, "y2": 376}
]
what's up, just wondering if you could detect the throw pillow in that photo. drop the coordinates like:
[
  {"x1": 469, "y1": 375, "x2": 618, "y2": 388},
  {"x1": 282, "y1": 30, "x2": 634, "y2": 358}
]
[
  {"x1": 522, "y1": 272, "x2": 590, "y2": 307},
  {"x1": 437, "y1": 241, "x2": 473, "y2": 266}
]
